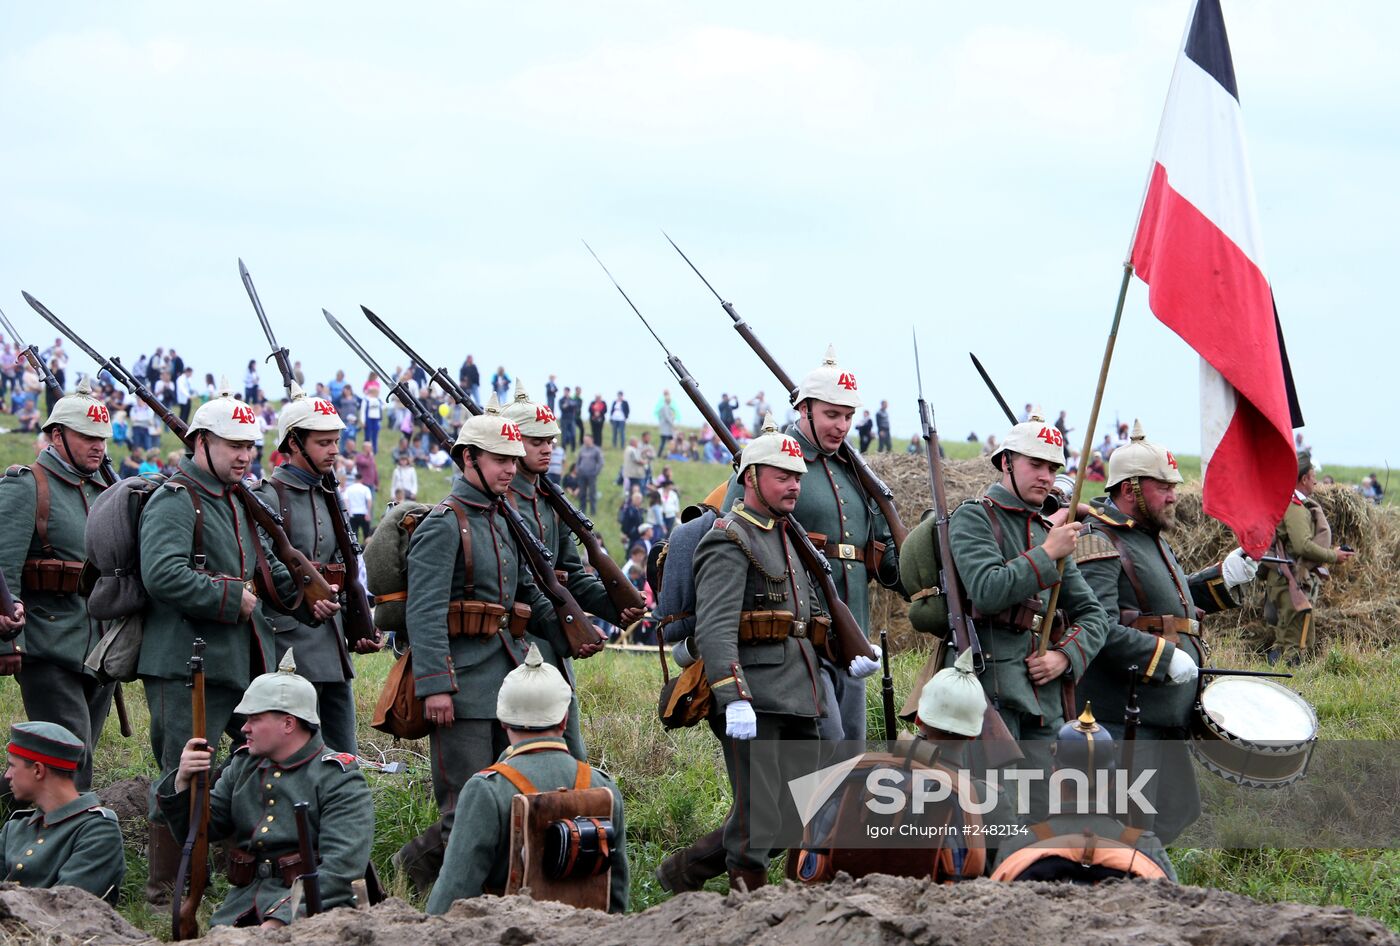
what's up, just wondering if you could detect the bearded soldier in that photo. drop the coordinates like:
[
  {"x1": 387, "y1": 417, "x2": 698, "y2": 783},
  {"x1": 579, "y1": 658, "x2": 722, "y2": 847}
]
[
  {"x1": 428, "y1": 642, "x2": 629, "y2": 914},
  {"x1": 395, "y1": 396, "x2": 585, "y2": 887},
  {"x1": 2, "y1": 721, "x2": 125, "y2": 902},
  {"x1": 1261, "y1": 450, "x2": 1355, "y2": 666},
  {"x1": 722, "y1": 347, "x2": 897, "y2": 743},
  {"x1": 948, "y1": 414, "x2": 1108, "y2": 817},
  {"x1": 253, "y1": 384, "x2": 378, "y2": 755},
  {"x1": 157, "y1": 651, "x2": 373, "y2": 928},
  {"x1": 138, "y1": 383, "x2": 341, "y2": 903},
  {"x1": 1073, "y1": 420, "x2": 1258, "y2": 843},
  {"x1": 501, "y1": 381, "x2": 643, "y2": 759},
  {"x1": 695, "y1": 415, "x2": 824, "y2": 892},
  {"x1": 0, "y1": 380, "x2": 113, "y2": 791}
]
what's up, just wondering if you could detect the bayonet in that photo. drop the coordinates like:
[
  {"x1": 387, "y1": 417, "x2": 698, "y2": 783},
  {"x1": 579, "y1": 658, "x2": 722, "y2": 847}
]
[
  {"x1": 239, "y1": 259, "x2": 294, "y2": 394},
  {"x1": 969, "y1": 352, "x2": 1018, "y2": 426}
]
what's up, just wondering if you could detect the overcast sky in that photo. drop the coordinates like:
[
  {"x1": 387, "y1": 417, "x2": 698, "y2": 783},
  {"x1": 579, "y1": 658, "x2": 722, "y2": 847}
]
[{"x1": 2, "y1": 1, "x2": 1393, "y2": 467}]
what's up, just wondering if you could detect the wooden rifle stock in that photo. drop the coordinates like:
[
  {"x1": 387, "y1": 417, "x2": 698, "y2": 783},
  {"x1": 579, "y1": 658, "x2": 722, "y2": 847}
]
[{"x1": 173, "y1": 639, "x2": 209, "y2": 941}]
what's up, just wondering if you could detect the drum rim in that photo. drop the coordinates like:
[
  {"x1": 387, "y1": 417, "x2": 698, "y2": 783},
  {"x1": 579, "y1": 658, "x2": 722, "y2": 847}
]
[
  {"x1": 1195, "y1": 677, "x2": 1319, "y2": 751},
  {"x1": 1188, "y1": 739, "x2": 1315, "y2": 789}
]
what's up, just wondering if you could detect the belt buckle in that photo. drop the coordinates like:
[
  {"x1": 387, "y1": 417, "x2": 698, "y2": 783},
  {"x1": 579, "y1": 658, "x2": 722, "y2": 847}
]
[
  {"x1": 256, "y1": 860, "x2": 274, "y2": 879},
  {"x1": 791, "y1": 620, "x2": 806, "y2": 639},
  {"x1": 498, "y1": 613, "x2": 510, "y2": 630},
  {"x1": 837, "y1": 543, "x2": 857, "y2": 561},
  {"x1": 1187, "y1": 618, "x2": 1200, "y2": 635},
  {"x1": 1030, "y1": 614, "x2": 1043, "y2": 633}
]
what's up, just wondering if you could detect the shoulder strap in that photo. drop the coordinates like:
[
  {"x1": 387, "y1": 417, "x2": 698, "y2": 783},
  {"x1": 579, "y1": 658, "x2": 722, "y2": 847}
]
[
  {"x1": 1095, "y1": 525, "x2": 1149, "y2": 609},
  {"x1": 485, "y1": 761, "x2": 539, "y2": 795},
  {"x1": 186, "y1": 485, "x2": 207, "y2": 569},
  {"x1": 270, "y1": 477, "x2": 293, "y2": 524},
  {"x1": 441, "y1": 497, "x2": 475, "y2": 599},
  {"x1": 32, "y1": 464, "x2": 53, "y2": 556},
  {"x1": 978, "y1": 496, "x2": 1006, "y2": 549},
  {"x1": 573, "y1": 760, "x2": 591, "y2": 791}
]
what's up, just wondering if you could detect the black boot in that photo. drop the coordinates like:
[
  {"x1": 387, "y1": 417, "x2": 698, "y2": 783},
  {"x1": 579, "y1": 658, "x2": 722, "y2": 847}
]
[
  {"x1": 393, "y1": 818, "x2": 447, "y2": 896},
  {"x1": 727, "y1": 866, "x2": 768, "y2": 894},
  {"x1": 656, "y1": 828, "x2": 728, "y2": 894}
]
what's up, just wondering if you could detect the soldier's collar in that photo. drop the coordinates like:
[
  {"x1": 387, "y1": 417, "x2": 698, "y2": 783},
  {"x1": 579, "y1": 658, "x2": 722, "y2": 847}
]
[
  {"x1": 176, "y1": 456, "x2": 234, "y2": 497},
  {"x1": 731, "y1": 500, "x2": 775, "y2": 531},
  {"x1": 40, "y1": 791, "x2": 103, "y2": 827},
  {"x1": 984, "y1": 483, "x2": 1043, "y2": 517},
  {"x1": 1088, "y1": 497, "x2": 1135, "y2": 529},
  {"x1": 509, "y1": 471, "x2": 538, "y2": 500},
  {"x1": 262, "y1": 735, "x2": 325, "y2": 772},
  {"x1": 37, "y1": 446, "x2": 93, "y2": 486},
  {"x1": 274, "y1": 462, "x2": 324, "y2": 491},
  {"x1": 502, "y1": 736, "x2": 570, "y2": 759},
  {"x1": 451, "y1": 474, "x2": 498, "y2": 510}
]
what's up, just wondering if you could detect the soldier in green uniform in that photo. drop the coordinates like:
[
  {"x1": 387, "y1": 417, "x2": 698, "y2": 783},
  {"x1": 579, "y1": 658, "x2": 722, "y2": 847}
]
[
  {"x1": 396, "y1": 396, "x2": 591, "y2": 885},
  {"x1": 157, "y1": 650, "x2": 373, "y2": 928},
  {"x1": 2, "y1": 721, "x2": 125, "y2": 902},
  {"x1": 501, "y1": 381, "x2": 643, "y2": 759},
  {"x1": 721, "y1": 347, "x2": 898, "y2": 742},
  {"x1": 948, "y1": 413, "x2": 1108, "y2": 818},
  {"x1": 1073, "y1": 420, "x2": 1259, "y2": 843},
  {"x1": 0, "y1": 380, "x2": 113, "y2": 791},
  {"x1": 253, "y1": 384, "x2": 379, "y2": 755},
  {"x1": 697, "y1": 415, "x2": 825, "y2": 891},
  {"x1": 138, "y1": 383, "x2": 341, "y2": 903},
  {"x1": 428, "y1": 641, "x2": 629, "y2": 914},
  {"x1": 1262, "y1": 450, "x2": 1355, "y2": 665}
]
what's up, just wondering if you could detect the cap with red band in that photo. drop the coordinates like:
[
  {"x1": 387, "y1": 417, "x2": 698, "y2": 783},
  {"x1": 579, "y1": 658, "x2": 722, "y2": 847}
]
[{"x1": 7, "y1": 721, "x2": 85, "y2": 771}]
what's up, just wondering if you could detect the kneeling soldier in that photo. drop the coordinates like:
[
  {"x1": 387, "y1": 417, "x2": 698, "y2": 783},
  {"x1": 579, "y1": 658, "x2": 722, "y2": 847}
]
[
  {"x1": 2, "y1": 721, "x2": 125, "y2": 902},
  {"x1": 156, "y1": 651, "x2": 373, "y2": 929},
  {"x1": 428, "y1": 642, "x2": 628, "y2": 914}
]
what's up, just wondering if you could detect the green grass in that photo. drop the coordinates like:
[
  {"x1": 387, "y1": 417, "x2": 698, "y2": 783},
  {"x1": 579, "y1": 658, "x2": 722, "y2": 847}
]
[{"x1": 2, "y1": 417, "x2": 1398, "y2": 934}]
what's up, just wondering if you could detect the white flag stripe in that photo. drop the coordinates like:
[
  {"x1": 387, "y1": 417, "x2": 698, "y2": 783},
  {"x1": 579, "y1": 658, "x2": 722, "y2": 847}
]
[
  {"x1": 1197, "y1": 358, "x2": 1236, "y2": 472},
  {"x1": 1151, "y1": 54, "x2": 1267, "y2": 275}
]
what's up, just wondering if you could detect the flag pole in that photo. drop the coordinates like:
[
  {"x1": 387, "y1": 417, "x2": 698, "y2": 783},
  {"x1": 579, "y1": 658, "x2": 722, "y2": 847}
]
[{"x1": 1036, "y1": 261, "x2": 1134, "y2": 656}]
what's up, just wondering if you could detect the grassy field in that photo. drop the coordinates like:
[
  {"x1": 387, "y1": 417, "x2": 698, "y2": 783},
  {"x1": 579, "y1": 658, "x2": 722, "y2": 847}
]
[{"x1": 1, "y1": 415, "x2": 1397, "y2": 935}]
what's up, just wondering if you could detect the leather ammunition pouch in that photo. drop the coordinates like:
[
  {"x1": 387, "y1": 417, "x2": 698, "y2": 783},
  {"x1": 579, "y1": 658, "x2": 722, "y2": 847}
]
[
  {"x1": 736, "y1": 610, "x2": 828, "y2": 650},
  {"x1": 22, "y1": 558, "x2": 85, "y2": 594},
  {"x1": 809, "y1": 532, "x2": 866, "y2": 566},
  {"x1": 314, "y1": 562, "x2": 347, "y2": 586},
  {"x1": 226, "y1": 848, "x2": 307, "y2": 888},
  {"x1": 972, "y1": 598, "x2": 1061, "y2": 635},
  {"x1": 446, "y1": 600, "x2": 531, "y2": 639}
]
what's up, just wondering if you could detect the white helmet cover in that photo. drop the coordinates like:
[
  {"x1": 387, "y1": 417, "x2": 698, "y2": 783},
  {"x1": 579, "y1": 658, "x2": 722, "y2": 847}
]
[
  {"x1": 497, "y1": 643, "x2": 573, "y2": 728},
  {"x1": 989, "y1": 412, "x2": 1065, "y2": 470},
  {"x1": 188, "y1": 377, "x2": 261, "y2": 443},
  {"x1": 794, "y1": 344, "x2": 862, "y2": 410},
  {"x1": 1106, "y1": 419, "x2": 1183, "y2": 490},
  {"x1": 43, "y1": 377, "x2": 112, "y2": 438},
  {"x1": 452, "y1": 393, "x2": 526, "y2": 459},
  {"x1": 737, "y1": 413, "x2": 807, "y2": 476},
  {"x1": 276, "y1": 382, "x2": 345, "y2": 450},
  {"x1": 501, "y1": 379, "x2": 561, "y2": 439},
  {"x1": 917, "y1": 647, "x2": 987, "y2": 737}
]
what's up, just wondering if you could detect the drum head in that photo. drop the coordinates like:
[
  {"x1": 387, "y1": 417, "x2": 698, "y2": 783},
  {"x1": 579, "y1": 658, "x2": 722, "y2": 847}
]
[{"x1": 1199, "y1": 677, "x2": 1318, "y2": 746}]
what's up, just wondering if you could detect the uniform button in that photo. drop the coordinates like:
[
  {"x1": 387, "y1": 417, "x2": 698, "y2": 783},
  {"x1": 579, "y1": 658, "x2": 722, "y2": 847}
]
[
  {"x1": 274, "y1": 772, "x2": 282, "y2": 778},
  {"x1": 268, "y1": 799, "x2": 275, "y2": 806},
  {"x1": 266, "y1": 815, "x2": 275, "y2": 822},
  {"x1": 35, "y1": 839, "x2": 43, "y2": 844},
  {"x1": 14, "y1": 863, "x2": 22, "y2": 871},
  {"x1": 24, "y1": 849, "x2": 33, "y2": 856},
  {"x1": 257, "y1": 841, "x2": 264, "y2": 848},
  {"x1": 261, "y1": 826, "x2": 270, "y2": 834},
  {"x1": 265, "y1": 784, "x2": 273, "y2": 790}
]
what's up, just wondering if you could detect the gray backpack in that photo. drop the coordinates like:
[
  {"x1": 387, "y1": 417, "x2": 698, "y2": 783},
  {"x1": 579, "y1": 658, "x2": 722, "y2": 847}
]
[
  {"x1": 362, "y1": 500, "x2": 430, "y2": 635},
  {"x1": 83, "y1": 474, "x2": 167, "y2": 620}
]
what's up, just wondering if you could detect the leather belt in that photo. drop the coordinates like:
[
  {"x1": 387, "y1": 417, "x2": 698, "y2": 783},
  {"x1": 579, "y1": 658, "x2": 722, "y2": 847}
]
[
  {"x1": 1129, "y1": 614, "x2": 1200, "y2": 644},
  {"x1": 809, "y1": 532, "x2": 866, "y2": 565}
]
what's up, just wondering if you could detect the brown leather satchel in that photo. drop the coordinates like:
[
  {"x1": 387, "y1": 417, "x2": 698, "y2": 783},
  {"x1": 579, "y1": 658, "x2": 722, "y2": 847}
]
[{"x1": 372, "y1": 647, "x2": 432, "y2": 740}]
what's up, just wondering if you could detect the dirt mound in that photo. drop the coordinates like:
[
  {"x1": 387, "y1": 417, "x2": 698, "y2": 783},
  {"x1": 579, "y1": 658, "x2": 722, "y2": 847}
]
[
  {"x1": 0, "y1": 883, "x2": 151, "y2": 945},
  {"x1": 96, "y1": 775, "x2": 151, "y2": 826}
]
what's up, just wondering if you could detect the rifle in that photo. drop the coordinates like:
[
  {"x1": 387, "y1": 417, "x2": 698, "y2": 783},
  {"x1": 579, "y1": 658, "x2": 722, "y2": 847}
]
[
  {"x1": 173, "y1": 638, "x2": 209, "y2": 941},
  {"x1": 239, "y1": 260, "x2": 380, "y2": 652},
  {"x1": 969, "y1": 352, "x2": 1018, "y2": 426},
  {"x1": 321, "y1": 310, "x2": 604, "y2": 658},
  {"x1": 584, "y1": 241, "x2": 875, "y2": 663},
  {"x1": 1122, "y1": 667, "x2": 1141, "y2": 828},
  {"x1": 23, "y1": 292, "x2": 336, "y2": 619},
  {"x1": 915, "y1": 332, "x2": 1020, "y2": 761},
  {"x1": 662, "y1": 234, "x2": 909, "y2": 551},
  {"x1": 879, "y1": 628, "x2": 897, "y2": 744},
  {"x1": 360, "y1": 306, "x2": 644, "y2": 616},
  {"x1": 293, "y1": 801, "x2": 322, "y2": 918}
]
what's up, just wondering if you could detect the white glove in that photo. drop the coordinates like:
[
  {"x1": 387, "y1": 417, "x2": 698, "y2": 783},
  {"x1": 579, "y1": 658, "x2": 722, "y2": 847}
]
[
  {"x1": 1166, "y1": 646, "x2": 1199, "y2": 686},
  {"x1": 848, "y1": 644, "x2": 881, "y2": 680},
  {"x1": 725, "y1": 700, "x2": 757, "y2": 740},
  {"x1": 1222, "y1": 547, "x2": 1260, "y2": 589}
]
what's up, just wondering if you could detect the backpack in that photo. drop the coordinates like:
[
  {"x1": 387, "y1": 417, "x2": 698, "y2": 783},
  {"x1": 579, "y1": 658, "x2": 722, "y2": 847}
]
[
  {"x1": 83, "y1": 474, "x2": 169, "y2": 620},
  {"x1": 990, "y1": 824, "x2": 1171, "y2": 883},
  {"x1": 362, "y1": 500, "x2": 430, "y2": 635}
]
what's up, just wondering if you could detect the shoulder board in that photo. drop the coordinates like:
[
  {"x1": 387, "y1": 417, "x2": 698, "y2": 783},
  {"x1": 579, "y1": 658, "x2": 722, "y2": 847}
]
[
  {"x1": 4, "y1": 464, "x2": 32, "y2": 478},
  {"x1": 321, "y1": 752, "x2": 359, "y2": 771},
  {"x1": 712, "y1": 519, "x2": 732, "y2": 531},
  {"x1": 248, "y1": 477, "x2": 266, "y2": 490},
  {"x1": 233, "y1": 744, "x2": 251, "y2": 756},
  {"x1": 1085, "y1": 507, "x2": 1132, "y2": 529},
  {"x1": 7, "y1": 808, "x2": 36, "y2": 821},
  {"x1": 161, "y1": 480, "x2": 187, "y2": 493},
  {"x1": 428, "y1": 504, "x2": 453, "y2": 518},
  {"x1": 1074, "y1": 530, "x2": 1120, "y2": 565},
  {"x1": 88, "y1": 806, "x2": 119, "y2": 823},
  {"x1": 1290, "y1": 496, "x2": 1305, "y2": 506}
]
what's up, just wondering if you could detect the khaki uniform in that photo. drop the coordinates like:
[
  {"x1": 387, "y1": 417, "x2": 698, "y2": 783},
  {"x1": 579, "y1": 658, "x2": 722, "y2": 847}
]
[
  {"x1": 694, "y1": 501, "x2": 824, "y2": 875},
  {"x1": 156, "y1": 737, "x2": 373, "y2": 926},
  {"x1": 1073, "y1": 496, "x2": 1238, "y2": 843},
  {"x1": 1, "y1": 792, "x2": 125, "y2": 902},
  {"x1": 722, "y1": 424, "x2": 900, "y2": 741},
  {"x1": 1263, "y1": 492, "x2": 1338, "y2": 658},
  {"x1": 426, "y1": 736, "x2": 629, "y2": 914},
  {"x1": 252, "y1": 465, "x2": 357, "y2": 754},
  {"x1": 0, "y1": 449, "x2": 113, "y2": 790}
]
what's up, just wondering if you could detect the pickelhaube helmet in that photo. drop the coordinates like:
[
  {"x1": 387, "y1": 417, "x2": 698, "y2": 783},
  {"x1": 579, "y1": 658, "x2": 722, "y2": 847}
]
[
  {"x1": 451, "y1": 393, "x2": 526, "y2": 460},
  {"x1": 989, "y1": 412, "x2": 1066, "y2": 471},
  {"x1": 275, "y1": 382, "x2": 345, "y2": 452},
  {"x1": 501, "y1": 380, "x2": 561, "y2": 439},
  {"x1": 42, "y1": 377, "x2": 112, "y2": 438},
  {"x1": 497, "y1": 643, "x2": 573, "y2": 729},
  {"x1": 1106, "y1": 420, "x2": 1182, "y2": 490},
  {"x1": 916, "y1": 648, "x2": 987, "y2": 737},
  {"x1": 188, "y1": 378, "x2": 262, "y2": 443},
  {"x1": 234, "y1": 649, "x2": 320, "y2": 726},
  {"x1": 794, "y1": 344, "x2": 862, "y2": 410},
  {"x1": 1052, "y1": 704, "x2": 1115, "y2": 775},
  {"x1": 736, "y1": 413, "x2": 807, "y2": 476}
]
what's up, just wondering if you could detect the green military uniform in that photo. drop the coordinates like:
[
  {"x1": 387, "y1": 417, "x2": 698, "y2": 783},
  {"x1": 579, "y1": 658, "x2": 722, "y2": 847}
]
[
  {"x1": 947, "y1": 483, "x2": 1107, "y2": 818},
  {"x1": 694, "y1": 499, "x2": 824, "y2": 879},
  {"x1": 508, "y1": 469, "x2": 619, "y2": 759},
  {"x1": 252, "y1": 464, "x2": 357, "y2": 754},
  {"x1": 1074, "y1": 495, "x2": 1239, "y2": 843},
  {"x1": 138, "y1": 457, "x2": 300, "y2": 781},
  {"x1": 1, "y1": 793, "x2": 125, "y2": 902},
  {"x1": 1263, "y1": 491, "x2": 1337, "y2": 659},
  {"x1": 156, "y1": 737, "x2": 372, "y2": 926},
  {"x1": 721, "y1": 422, "x2": 900, "y2": 741},
  {"x1": 426, "y1": 735, "x2": 629, "y2": 914},
  {"x1": 408, "y1": 475, "x2": 567, "y2": 810},
  {"x1": 0, "y1": 448, "x2": 112, "y2": 791}
]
